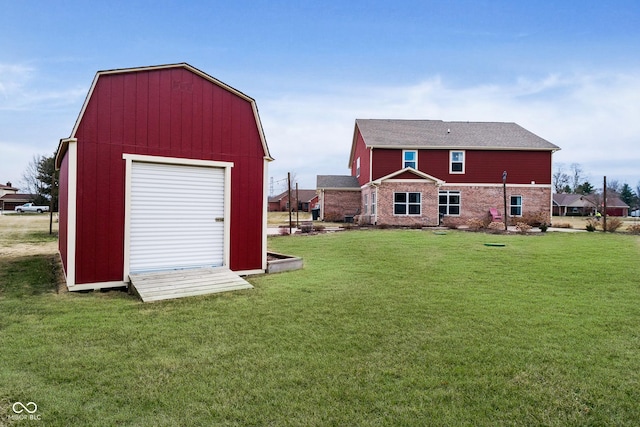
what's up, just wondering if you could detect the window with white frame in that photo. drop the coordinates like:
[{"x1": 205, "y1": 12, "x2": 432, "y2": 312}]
[
  {"x1": 363, "y1": 194, "x2": 368, "y2": 214},
  {"x1": 450, "y1": 150, "x2": 465, "y2": 173},
  {"x1": 356, "y1": 157, "x2": 361, "y2": 177},
  {"x1": 371, "y1": 192, "x2": 376, "y2": 215},
  {"x1": 394, "y1": 192, "x2": 421, "y2": 215},
  {"x1": 403, "y1": 150, "x2": 417, "y2": 169},
  {"x1": 510, "y1": 195, "x2": 522, "y2": 216},
  {"x1": 439, "y1": 190, "x2": 461, "y2": 216}
]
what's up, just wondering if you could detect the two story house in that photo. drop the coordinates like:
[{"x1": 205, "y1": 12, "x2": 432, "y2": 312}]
[{"x1": 335, "y1": 119, "x2": 559, "y2": 226}]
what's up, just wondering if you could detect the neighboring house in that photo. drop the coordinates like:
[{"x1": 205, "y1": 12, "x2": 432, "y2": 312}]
[
  {"x1": 268, "y1": 189, "x2": 319, "y2": 212},
  {"x1": 553, "y1": 193, "x2": 629, "y2": 217},
  {"x1": 321, "y1": 119, "x2": 560, "y2": 226},
  {"x1": 0, "y1": 182, "x2": 37, "y2": 211},
  {"x1": 56, "y1": 63, "x2": 273, "y2": 293},
  {"x1": 316, "y1": 175, "x2": 361, "y2": 222}
]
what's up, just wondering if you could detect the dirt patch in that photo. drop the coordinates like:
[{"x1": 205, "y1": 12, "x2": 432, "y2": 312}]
[{"x1": 0, "y1": 214, "x2": 58, "y2": 258}]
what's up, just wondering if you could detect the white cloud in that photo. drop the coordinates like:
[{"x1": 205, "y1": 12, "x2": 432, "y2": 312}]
[
  {"x1": 261, "y1": 70, "x2": 640, "y2": 189},
  {"x1": 0, "y1": 62, "x2": 86, "y2": 111}
]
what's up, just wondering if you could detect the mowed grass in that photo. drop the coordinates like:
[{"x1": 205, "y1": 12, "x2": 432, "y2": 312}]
[{"x1": 1, "y1": 225, "x2": 639, "y2": 426}]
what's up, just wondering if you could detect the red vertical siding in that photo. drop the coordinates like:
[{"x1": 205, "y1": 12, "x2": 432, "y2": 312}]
[
  {"x1": 72, "y1": 66, "x2": 266, "y2": 285},
  {"x1": 58, "y1": 152, "x2": 69, "y2": 275},
  {"x1": 351, "y1": 128, "x2": 371, "y2": 186},
  {"x1": 371, "y1": 148, "x2": 552, "y2": 184},
  {"x1": 372, "y1": 148, "x2": 402, "y2": 180}
]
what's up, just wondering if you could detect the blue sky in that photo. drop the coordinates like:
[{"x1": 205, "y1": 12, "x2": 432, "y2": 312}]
[{"x1": 1, "y1": 0, "x2": 639, "y2": 193}]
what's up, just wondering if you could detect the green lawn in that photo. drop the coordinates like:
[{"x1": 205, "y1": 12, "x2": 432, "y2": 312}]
[{"x1": 1, "y1": 229, "x2": 639, "y2": 426}]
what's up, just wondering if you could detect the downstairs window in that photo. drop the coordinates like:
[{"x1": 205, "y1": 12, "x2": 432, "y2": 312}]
[{"x1": 394, "y1": 192, "x2": 421, "y2": 215}]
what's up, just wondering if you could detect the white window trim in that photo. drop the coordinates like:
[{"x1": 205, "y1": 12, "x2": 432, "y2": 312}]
[
  {"x1": 371, "y1": 191, "x2": 377, "y2": 216},
  {"x1": 393, "y1": 191, "x2": 422, "y2": 216},
  {"x1": 449, "y1": 150, "x2": 465, "y2": 174},
  {"x1": 356, "y1": 157, "x2": 361, "y2": 178},
  {"x1": 510, "y1": 195, "x2": 523, "y2": 217},
  {"x1": 403, "y1": 150, "x2": 418, "y2": 169}
]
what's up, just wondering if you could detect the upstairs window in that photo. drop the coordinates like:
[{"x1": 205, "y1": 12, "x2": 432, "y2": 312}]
[
  {"x1": 356, "y1": 157, "x2": 361, "y2": 178},
  {"x1": 450, "y1": 150, "x2": 465, "y2": 173},
  {"x1": 403, "y1": 150, "x2": 417, "y2": 169},
  {"x1": 394, "y1": 192, "x2": 421, "y2": 215}
]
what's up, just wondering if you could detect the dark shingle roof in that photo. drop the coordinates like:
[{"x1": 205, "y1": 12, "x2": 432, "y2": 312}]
[
  {"x1": 269, "y1": 189, "x2": 318, "y2": 202},
  {"x1": 355, "y1": 119, "x2": 559, "y2": 151},
  {"x1": 553, "y1": 193, "x2": 629, "y2": 208},
  {"x1": 316, "y1": 175, "x2": 360, "y2": 189},
  {"x1": 0, "y1": 193, "x2": 35, "y2": 202}
]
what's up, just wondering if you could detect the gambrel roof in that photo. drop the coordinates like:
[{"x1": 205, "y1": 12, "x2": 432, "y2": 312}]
[
  {"x1": 56, "y1": 62, "x2": 273, "y2": 169},
  {"x1": 354, "y1": 119, "x2": 559, "y2": 151}
]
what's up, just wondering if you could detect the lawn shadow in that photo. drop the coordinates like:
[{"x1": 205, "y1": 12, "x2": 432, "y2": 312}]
[{"x1": 0, "y1": 254, "x2": 59, "y2": 297}]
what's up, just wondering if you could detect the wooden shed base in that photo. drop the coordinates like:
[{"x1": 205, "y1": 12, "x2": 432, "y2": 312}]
[{"x1": 129, "y1": 267, "x2": 253, "y2": 302}]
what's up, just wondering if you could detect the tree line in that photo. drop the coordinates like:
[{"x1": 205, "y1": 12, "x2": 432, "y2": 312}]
[{"x1": 553, "y1": 163, "x2": 639, "y2": 210}]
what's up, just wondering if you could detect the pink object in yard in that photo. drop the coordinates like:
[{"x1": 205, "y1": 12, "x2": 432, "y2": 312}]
[{"x1": 490, "y1": 208, "x2": 502, "y2": 221}]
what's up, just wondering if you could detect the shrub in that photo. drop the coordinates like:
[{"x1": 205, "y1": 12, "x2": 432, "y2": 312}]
[
  {"x1": 442, "y1": 217, "x2": 462, "y2": 229},
  {"x1": 314, "y1": 224, "x2": 326, "y2": 232},
  {"x1": 521, "y1": 211, "x2": 549, "y2": 227},
  {"x1": 627, "y1": 223, "x2": 640, "y2": 235},
  {"x1": 487, "y1": 221, "x2": 505, "y2": 232},
  {"x1": 515, "y1": 222, "x2": 532, "y2": 234},
  {"x1": 553, "y1": 222, "x2": 573, "y2": 229},
  {"x1": 300, "y1": 223, "x2": 313, "y2": 233},
  {"x1": 466, "y1": 218, "x2": 485, "y2": 231},
  {"x1": 585, "y1": 218, "x2": 598, "y2": 232},
  {"x1": 539, "y1": 223, "x2": 549, "y2": 232},
  {"x1": 603, "y1": 217, "x2": 623, "y2": 232}
]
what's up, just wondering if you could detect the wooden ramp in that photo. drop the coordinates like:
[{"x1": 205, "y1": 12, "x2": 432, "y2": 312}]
[{"x1": 129, "y1": 267, "x2": 253, "y2": 302}]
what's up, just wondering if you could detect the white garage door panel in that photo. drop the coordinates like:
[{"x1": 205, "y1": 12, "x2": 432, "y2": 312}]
[{"x1": 130, "y1": 162, "x2": 225, "y2": 273}]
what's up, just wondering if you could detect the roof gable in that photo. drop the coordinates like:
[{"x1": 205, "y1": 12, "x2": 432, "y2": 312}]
[{"x1": 372, "y1": 167, "x2": 445, "y2": 185}]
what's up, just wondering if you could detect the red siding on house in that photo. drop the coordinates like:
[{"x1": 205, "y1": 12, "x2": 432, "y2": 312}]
[
  {"x1": 371, "y1": 149, "x2": 402, "y2": 180},
  {"x1": 351, "y1": 129, "x2": 370, "y2": 186},
  {"x1": 69, "y1": 66, "x2": 265, "y2": 285},
  {"x1": 372, "y1": 149, "x2": 552, "y2": 184},
  {"x1": 58, "y1": 151, "x2": 69, "y2": 276}
]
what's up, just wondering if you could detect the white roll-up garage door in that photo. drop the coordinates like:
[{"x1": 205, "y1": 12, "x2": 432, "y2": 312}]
[{"x1": 129, "y1": 162, "x2": 225, "y2": 273}]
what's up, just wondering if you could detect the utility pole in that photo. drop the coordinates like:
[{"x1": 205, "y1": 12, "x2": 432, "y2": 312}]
[
  {"x1": 295, "y1": 182, "x2": 300, "y2": 228},
  {"x1": 603, "y1": 176, "x2": 607, "y2": 232},
  {"x1": 502, "y1": 170, "x2": 508, "y2": 231},
  {"x1": 287, "y1": 172, "x2": 292, "y2": 235}
]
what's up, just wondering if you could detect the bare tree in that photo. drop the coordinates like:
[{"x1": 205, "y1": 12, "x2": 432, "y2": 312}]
[
  {"x1": 552, "y1": 163, "x2": 570, "y2": 193},
  {"x1": 20, "y1": 153, "x2": 56, "y2": 206},
  {"x1": 569, "y1": 163, "x2": 585, "y2": 193},
  {"x1": 21, "y1": 154, "x2": 45, "y2": 195},
  {"x1": 607, "y1": 179, "x2": 622, "y2": 196}
]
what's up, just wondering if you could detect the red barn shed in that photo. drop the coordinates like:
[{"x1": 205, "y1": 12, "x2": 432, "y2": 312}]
[{"x1": 56, "y1": 63, "x2": 273, "y2": 299}]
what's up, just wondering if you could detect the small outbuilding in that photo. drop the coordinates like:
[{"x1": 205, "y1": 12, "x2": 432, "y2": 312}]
[{"x1": 56, "y1": 63, "x2": 273, "y2": 297}]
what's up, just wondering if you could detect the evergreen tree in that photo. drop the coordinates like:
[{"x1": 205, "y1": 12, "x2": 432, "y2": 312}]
[
  {"x1": 620, "y1": 183, "x2": 636, "y2": 207},
  {"x1": 575, "y1": 181, "x2": 594, "y2": 195}
]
